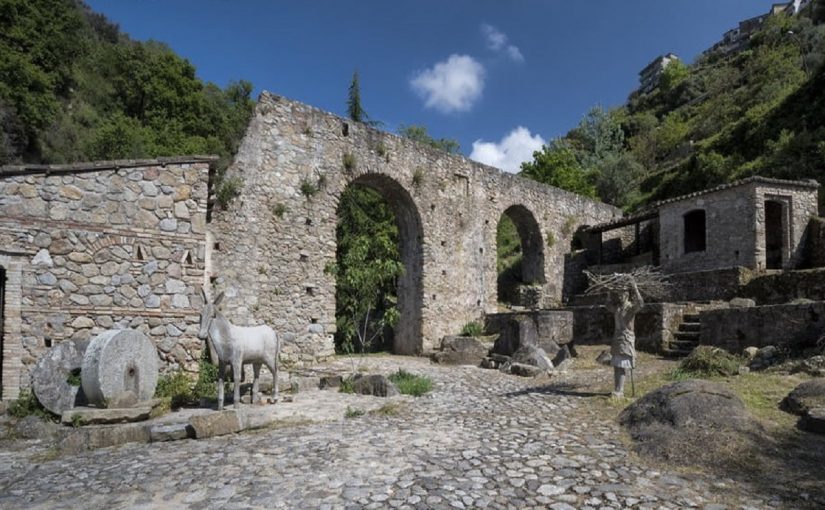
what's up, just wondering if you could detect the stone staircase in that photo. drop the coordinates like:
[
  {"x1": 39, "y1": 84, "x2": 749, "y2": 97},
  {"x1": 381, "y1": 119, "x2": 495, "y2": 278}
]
[{"x1": 663, "y1": 313, "x2": 701, "y2": 358}]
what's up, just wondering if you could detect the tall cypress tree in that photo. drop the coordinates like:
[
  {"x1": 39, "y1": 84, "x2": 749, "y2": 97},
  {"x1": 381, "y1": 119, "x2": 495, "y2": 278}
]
[{"x1": 347, "y1": 70, "x2": 366, "y2": 122}]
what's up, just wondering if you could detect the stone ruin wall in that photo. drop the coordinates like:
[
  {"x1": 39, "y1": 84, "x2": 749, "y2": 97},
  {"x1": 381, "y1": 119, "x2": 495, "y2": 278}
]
[
  {"x1": 210, "y1": 92, "x2": 621, "y2": 364},
  {"x1": 0, "y1": 158, "x2": 211, "y2": 399}
]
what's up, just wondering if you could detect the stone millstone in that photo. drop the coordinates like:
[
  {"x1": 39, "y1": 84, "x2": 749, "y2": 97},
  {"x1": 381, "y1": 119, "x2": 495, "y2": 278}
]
[
  {"x1": 81, "y1": 329, "x2": 159, "y2": 407},
  {"x1": 32, "y1": 340, "x2": 87, "y2": 415}
]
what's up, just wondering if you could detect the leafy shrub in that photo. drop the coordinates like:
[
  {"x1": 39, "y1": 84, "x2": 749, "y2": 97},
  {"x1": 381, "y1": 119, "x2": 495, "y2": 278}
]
[
  {"x1": 674, "y1": 346, "x2": 742, "y2": 378},
  {"x1": 155, "y1": 371, "x2": 194, "y2": 408},
  {"x1": 7, "y1": 390, "x2": 54, "y2": 420},
  {"x1": 272, "y1": 203, "x2": 287, "y2": 218},
  {"x1": 339, "y1": 378, "x2": 355, "y2": 394},
  {"x1": 216, "y1": 176, "x2": 242, "y2": 209},
  {"x1": 193, "y1": 355, "x2": 219, "y2": 400},
  {"x1": 299, "y1": 178, "x2": 319, "y2": 198},
  {"x1": 460, "y1": 321, "x2": 484, "y2": 337},
  {"x1": 388, "y1": 369, "x2": 432, "y2": 397},
  {"x1": 342, "y1": 152, "x2": 356, "y2": 172},
  {"x1": 345, "y1": 406, "x2": 365, "y2": 418}
]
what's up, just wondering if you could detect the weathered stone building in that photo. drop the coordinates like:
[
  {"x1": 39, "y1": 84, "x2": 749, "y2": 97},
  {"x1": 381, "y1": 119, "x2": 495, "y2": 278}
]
[
  {"x1": 587, "y1": 177, "x2": 820, "y2": 275},
  {"x1": 209, "y1": 92, "x2": 620, "y2": 363},
  {"x1": 0, "y1": 158, "x2": 211, "y2": 399}
]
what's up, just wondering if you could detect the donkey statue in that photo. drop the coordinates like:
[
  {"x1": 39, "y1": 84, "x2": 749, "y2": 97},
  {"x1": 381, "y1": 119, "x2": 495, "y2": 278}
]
[{"x1": 197, "y1": 288, "x2": 280, "y2": 410}]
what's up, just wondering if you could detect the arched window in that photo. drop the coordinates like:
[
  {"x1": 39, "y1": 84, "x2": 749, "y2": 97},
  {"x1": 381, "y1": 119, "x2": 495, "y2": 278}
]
[{"x1": 683, "y1": 209, "x2": 706, "y2": 253}]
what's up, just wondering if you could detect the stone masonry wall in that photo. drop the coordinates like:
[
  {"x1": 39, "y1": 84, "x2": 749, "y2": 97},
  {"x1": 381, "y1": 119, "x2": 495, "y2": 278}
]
[
  {"x1": 211, "y1": 92, "x2": 620, "y2": 362},
  {"x1": 699, "y1": 302, "x2": 825, "y2": 353},
  {"x1": 658, "y1": 180, "x2": 818, "y2": 273},
  {"x1": 0, "y1": 158, "x2": 212, "y2": 399}
]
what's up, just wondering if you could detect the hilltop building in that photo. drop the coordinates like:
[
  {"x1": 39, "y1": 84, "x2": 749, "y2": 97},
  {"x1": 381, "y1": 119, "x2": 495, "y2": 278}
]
[
  {"x1": 706, "y1": 0, "x2": 812, "y2": 56},
  {"x1": 638, "y1": 53, "x2": 680, "y2": 95}
]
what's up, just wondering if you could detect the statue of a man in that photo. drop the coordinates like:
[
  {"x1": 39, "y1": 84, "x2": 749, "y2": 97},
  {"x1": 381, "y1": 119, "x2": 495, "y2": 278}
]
[{"x1": 606, "y1": 279, "x2": 644, "y2": 398}]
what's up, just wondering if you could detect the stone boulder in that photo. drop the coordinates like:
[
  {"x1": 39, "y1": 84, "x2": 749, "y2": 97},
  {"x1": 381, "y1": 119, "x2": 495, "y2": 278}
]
[
  {"x1": 790, "y1": 356, "x2": 825, "y2": 377},
  {"x1": 781, "y1": 379, "x2": 825, "y2": 416},
  {"x1": 349, "y1": 374, "x2": 400, "y2": 397},
  {"x1": 32, "y1": 341, "x2": 87, "y2": 415},
  {"x1": 749, "y1": 345, "x2": 782, "y2": 371},
  {"x1": 619, "y1": 379, "x2": 758, "y2": 462},
  {"x1": 595, "y1": 349, "x2": 612, "y2": 366},
  {"x1": 800, "y1": 408, "x2": 825, "y2": 435},
  {"x1": 432, "y1": 335, "x2": 490, "y2": 366},
  {"x1": 506, "y1": 362, "x2": 543, "y2": 377},
  {"x1": 551, "y1": 345, "x2": 574, "y2": 372},
  {"x1": 511, "y1": 344, "x2": 554, "y2": 371}
]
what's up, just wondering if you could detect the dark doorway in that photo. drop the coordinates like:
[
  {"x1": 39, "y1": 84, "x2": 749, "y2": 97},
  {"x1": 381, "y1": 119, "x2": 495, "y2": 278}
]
[
  {"x1": 0, "y1": 267, "x2": 5, "y2": 400},
  {"x1": 683, "y1": 209, "x2": 706, "y2": 254},
  {"x1": 765, "y1": 200, "x2": 784, "y2": 270}
]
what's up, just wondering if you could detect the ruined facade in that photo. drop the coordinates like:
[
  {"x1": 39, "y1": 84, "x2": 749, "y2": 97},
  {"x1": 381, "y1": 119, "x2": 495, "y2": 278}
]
[
  {"x1": 0, "y1": 159, "x2": 211, "y2": 399},
  {"x1": 210, "y1": 92, "x2": 620, "y2": 363}
]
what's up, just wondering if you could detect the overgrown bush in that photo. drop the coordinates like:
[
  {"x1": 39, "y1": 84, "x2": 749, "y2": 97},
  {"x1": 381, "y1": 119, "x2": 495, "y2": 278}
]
[
  {"x1": 674, "y1": 346, "x2": 742, "y2": 378},
  {"x1": 154, "y1": 371, "x2": 194, "y2": 408},
  {"x1": 216, "y1": 176, "x2": 242, "y2": 209},
  {"x1": 460, "y1": 321, "x2": 484, "y2": 337},
  {"x1": 388, "y1": 369, "x2": 432, "y2": 397},
  {"x1": 7, "y1": 390, "x2": 55, "y2": 420}
]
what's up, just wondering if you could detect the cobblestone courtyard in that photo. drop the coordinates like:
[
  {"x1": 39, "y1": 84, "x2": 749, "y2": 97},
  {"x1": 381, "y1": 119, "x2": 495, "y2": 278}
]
[{"x1": 0, "y1": 357, "x2": 787, "y2": 509}]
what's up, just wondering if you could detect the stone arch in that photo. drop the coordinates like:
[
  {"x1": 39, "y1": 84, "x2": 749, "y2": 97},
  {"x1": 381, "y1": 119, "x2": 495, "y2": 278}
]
[
  {"x1": 496, "y1": 205, "x2": 546, "y2": 304},
  {"x1": 336, "y1": 173, "x2": 424, "y2": 355}
]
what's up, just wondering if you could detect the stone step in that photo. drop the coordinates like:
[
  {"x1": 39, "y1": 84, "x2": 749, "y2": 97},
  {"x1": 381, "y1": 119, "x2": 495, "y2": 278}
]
[
  {"x1": 679, "y1": 323, "x2": 701, "y2": 332},
  {"x1": 662, "y1": 348, "x2": 693, "y2": 359},
  {"x1": 675, "y1": 331, "x2": 701, "y2": 341},
  {"x1": 669, "y1": 340, "x2": 699, "y2": 350}
]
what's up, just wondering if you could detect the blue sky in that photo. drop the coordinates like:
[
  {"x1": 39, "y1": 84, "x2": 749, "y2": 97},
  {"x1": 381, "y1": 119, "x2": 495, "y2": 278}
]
[{"x1": 86, "y1": 0, "x2": 782, "y2": 172}]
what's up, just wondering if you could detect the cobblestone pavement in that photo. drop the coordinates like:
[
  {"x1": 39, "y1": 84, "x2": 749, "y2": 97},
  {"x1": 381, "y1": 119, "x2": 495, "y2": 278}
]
[{"x1": 0, "y1": 357, "x2": 784, "y2": 509}]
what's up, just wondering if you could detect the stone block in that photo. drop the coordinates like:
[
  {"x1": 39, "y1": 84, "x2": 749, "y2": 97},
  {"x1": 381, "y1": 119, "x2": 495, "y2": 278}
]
[
  {"x1": 150, "y1": 423, "x2": 193, "y2": 442},
  {"x1": 61, "y1": 405, "x2": 153, "y2": 426},
  {"x1": 432, "y1": 335, "x2": 490, "y2": 366},
  {"x1": 350, "y1": 374, "x2": 400, "y2": 397},
  {"x1": 189, "y1": 410, "x2": 242, "y2": 438}
]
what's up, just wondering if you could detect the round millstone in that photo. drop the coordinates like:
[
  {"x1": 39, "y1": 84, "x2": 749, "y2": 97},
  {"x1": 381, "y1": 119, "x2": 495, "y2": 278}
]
[
  {"x1": 81, "y1": 329, "x2": 159, "y2": 407},
  {"x1": 32, "y1": 341, "x2": 87, "y2": 415}
]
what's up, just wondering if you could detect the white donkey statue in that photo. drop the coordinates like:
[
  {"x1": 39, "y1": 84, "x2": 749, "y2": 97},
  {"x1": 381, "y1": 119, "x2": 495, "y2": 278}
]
[{"x1": 197, "y1": 288, "x2": 280, "y2": 410}]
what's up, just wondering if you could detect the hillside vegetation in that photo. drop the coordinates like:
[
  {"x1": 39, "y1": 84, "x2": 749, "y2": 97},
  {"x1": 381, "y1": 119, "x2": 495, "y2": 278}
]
[
  {"x1": 521, "y1": 5, "x2": 825, "y2": 209},
  {"x1": 0, "y1": 0, "x2": 254, "y2": 173}
]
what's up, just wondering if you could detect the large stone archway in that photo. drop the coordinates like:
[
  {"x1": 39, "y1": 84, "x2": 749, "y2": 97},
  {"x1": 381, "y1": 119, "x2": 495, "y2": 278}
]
[
  {"x1": 211, "y1": 92, "x2": 620, "y2": 363},
  {"x1": 340, "y1": 174, "x2": 424, "y2": 355}
]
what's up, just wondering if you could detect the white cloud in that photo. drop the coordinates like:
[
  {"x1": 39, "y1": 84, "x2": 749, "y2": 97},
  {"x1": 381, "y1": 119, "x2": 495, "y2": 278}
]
[
  {"x1": 470, "y1": 127, "x2": 545, "y2": 173},
  {"x1": 481, "y1": 24, "x2": 524, "y2": 63},
  {"x1": 410, "y1": 54, "x2": 485, "y2": 113}
]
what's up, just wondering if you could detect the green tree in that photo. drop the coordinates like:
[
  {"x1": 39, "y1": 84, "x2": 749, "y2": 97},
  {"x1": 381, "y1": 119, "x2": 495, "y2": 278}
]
[
  {"x1": 520, "y1": 140, "x2": 597, "y2": 197},
  {"x1": 398, "y1": 124, "x2": 460, "y2": 154},
  {"x1": 659, "y1": 60, "x2": 690, "y2": 94},
  {"x1": 329, "y1": 186, "x2": 403, "y2": 353}
]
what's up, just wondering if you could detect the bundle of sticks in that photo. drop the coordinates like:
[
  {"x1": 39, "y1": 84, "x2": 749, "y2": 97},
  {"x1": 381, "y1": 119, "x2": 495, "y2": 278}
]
[{"x1": 583, "y1": 266, "x2": 670, "y2": 296}]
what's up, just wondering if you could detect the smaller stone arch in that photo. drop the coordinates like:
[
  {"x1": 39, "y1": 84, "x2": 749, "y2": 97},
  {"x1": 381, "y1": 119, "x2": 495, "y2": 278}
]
[{"x1": 496, "y1": 205, "x2": 546, "y2": 306}]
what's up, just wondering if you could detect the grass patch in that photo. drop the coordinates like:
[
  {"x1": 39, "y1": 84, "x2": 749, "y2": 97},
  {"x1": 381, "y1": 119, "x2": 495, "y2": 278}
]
[
  {"x1": 339, "y1": 378, "x2": 355, "y2": 394},
  {"x1": 460, "y1": 321, "x2": 484, "y2": 337},
  {"x1": 675, "y1": 346, "x2": 742, "y2": 377},
  {"x1": 388, "y1": 369, "x2": 432, "y2": 397},
  {"x1": 370, "y1": 402, "x2": 404, "y2": 416},
  {"x1": 342, "y1": 152, "x2": 356, "y2": 172},
  {"x1": 345, "y1": 406, "x2": 365, "y2": 418},
  {"x1": 299, "y1": 178, "x2": 319, "y2": 198},
  {"x1": 66, "y1": 369, "x2": 81, "y2": 387}
]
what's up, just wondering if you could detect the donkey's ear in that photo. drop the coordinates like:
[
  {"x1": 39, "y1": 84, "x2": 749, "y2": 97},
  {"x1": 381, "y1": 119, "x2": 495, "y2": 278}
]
[
  {"x1": 200, "y1": 287, "x2": 207, "y2": 302},
  {"x1": 214, "y1": 291, "x2": 225, "y2": 306}
]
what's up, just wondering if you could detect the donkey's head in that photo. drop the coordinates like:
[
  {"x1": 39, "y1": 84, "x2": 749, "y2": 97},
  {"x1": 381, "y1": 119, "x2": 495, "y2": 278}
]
[{"x1": 197, "y1": 288, "x2": 224, "y2": 340}]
